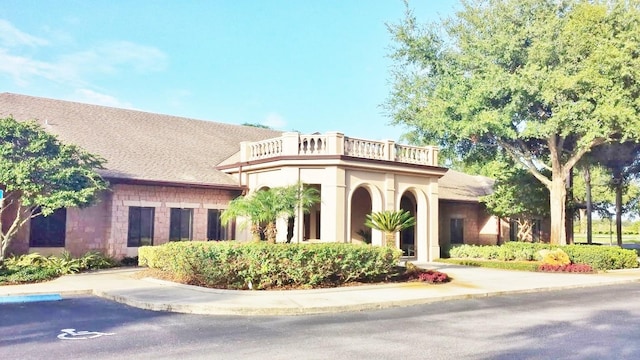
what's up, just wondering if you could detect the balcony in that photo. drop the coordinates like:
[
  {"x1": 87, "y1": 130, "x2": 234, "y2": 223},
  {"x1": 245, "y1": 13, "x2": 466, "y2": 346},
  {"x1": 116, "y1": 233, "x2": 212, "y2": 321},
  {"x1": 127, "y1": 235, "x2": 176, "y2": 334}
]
[{"x1": 239, "y1": 132, "x2": 438, "y2": 166}]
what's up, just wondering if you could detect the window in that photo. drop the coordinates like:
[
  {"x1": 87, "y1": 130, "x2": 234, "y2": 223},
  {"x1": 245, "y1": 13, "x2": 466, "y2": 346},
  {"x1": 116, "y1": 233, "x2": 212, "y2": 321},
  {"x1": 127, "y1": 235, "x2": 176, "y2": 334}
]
[
  {"x1": 207, "y1": 209, "x2": 233, "y2": 241},
  {"x1": 128, "y1": 207, "x2": 154, "y2": 247},
  {"x1": 450, "y1": 218, "x2": 464, "y2": 244},
  {"x1": 170, "y1": 208, "x2": 193, "y2": 241},
  {"x1": 532, "y1": 219, "x2": 542, "y2": 242},
  {"x1": 30, "y1": 208, "x2": 66, "y2": 247},
  {"x1": 509, "y1": 219, "x2": 519, "y2": 241}
]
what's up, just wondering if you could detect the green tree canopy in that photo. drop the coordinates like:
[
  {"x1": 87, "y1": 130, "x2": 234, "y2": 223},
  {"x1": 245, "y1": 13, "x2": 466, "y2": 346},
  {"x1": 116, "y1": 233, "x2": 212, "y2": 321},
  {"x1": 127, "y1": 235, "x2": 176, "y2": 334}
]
[
  {"x1": 386, "y1": 0, "x2": 640, "y2": 244},
  {"x1": 481, "y1": 162, "x2": 550, "y2": 241},
  {"x1": 0, "y1": 117, "x2": 108, "y2": 260}
]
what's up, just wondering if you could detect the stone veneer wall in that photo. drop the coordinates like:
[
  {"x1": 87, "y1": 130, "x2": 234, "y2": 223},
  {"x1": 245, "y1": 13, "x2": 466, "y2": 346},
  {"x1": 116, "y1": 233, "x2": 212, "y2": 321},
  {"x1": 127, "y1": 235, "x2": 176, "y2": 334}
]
[
  {"x1": 4, "y1": 190, "x2": 112, "y2": 257},
  {"x1": 107, "y1": 184, "x2": 238, "y2": 258},
  {"x1": 64, "y1": 191, "x2": 113, "y2": 257},
  {"x1": 5, "y1": 184, "x2": 238, "y2": 259}
]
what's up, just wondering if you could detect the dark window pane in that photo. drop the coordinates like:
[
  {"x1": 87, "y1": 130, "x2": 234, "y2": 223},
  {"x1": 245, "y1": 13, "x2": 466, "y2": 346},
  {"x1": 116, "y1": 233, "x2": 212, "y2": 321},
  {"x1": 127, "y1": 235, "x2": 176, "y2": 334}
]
[
  {"x1": 128, "y1": 207, "x2": 154, "y2": 247},
  {"x1": 450, "y1": 218, "x2": 464, "y2": 244},
  {"x1": 207, "y1": 209, "x2": 226, "y2": 241},
  {"x1": 170, "y1": 208, "x2": 192, "y2": 241},
  {"x1": 30, "y1": 208, "x2": 66, "y2": 247},
  {"x1": 510, "y1": 219, "x2": 519, "y2": 241},
  {"x1": 140, "y1": 208, "x2": 154, "y2": 246}
]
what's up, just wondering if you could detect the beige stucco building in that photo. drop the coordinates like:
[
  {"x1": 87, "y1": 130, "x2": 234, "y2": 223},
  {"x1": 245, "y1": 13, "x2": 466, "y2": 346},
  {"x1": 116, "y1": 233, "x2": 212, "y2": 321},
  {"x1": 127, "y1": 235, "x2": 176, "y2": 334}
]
[{"x1": 1, "y1": 93, "x2": 534, "y2": 262}]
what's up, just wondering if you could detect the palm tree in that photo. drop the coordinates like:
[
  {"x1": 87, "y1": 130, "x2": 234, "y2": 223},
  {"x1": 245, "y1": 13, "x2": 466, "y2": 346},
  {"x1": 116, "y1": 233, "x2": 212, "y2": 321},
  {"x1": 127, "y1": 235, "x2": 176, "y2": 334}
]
[
  {"x1": 221, "y1": 183, "x2": 320, "y2": 243},
  {"x1": 365, "y1": 210, "x2": 416, "y2": 248}
]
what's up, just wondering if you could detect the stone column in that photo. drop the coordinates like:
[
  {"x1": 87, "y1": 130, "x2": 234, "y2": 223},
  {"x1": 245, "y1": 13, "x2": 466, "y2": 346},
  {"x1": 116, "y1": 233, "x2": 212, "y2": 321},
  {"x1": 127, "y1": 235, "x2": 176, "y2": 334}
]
[
  {"x1": 427, "y1": 179, "x2": 440, "y2": 261},
  {"x1": 320, "y1": 166, "x2": 347, "y2": 242}
]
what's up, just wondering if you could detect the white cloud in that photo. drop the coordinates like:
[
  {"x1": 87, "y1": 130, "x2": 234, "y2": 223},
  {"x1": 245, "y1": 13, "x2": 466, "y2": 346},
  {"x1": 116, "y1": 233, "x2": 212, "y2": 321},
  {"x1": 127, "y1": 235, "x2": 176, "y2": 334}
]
[
  {"x1": 61, "y1": 41, "x2": 168, "y2": 74},
  {"x1": 263, "y1": 112, "x2": 287, "y2": 129},
  {"x1": 0, "y1": 19, "x2": 48, "y2": 47},
  {"x1": 0, "y1": 49, "x2": 61, "y2": 86},
  {"x1": 0, "y1": 19, "x2": 167, "y2": 89},
  {"x1": 71, "y1": 89, "x2": 134, "y2": 109}
]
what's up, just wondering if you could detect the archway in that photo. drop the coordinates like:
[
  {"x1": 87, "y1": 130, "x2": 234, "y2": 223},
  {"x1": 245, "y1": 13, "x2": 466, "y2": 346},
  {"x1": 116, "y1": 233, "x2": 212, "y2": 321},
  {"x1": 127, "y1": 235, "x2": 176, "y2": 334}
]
[
  {"x1": 350, "y1": 187, "x2": 372, "y2": 244},
  {"x1": 400, "y1": 192, "x2": 417, "y2": 257}
]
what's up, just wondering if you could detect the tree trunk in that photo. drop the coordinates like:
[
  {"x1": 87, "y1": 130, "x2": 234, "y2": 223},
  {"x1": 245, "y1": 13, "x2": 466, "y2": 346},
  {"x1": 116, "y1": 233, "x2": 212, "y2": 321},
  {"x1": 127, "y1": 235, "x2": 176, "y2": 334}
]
[
  {"x1": 250, "y1": 223, "x2": 262, "y2": 242},
  {"x1": 584, "y1": 165, "x2": 592, "y2": 244},
  {"x1": 614, "y1": 169, "x2": 623, "y2": 247},
  {"x1": 565, "y1": 168, "x2": 574, "y2": 245},
  {"x1": 265, "y1": 222, "x2": 277, "y2": 244},
  {"x1": 385, "y1": 233, "x2": 396, "y2": 248},
  {"x1": 549, "y1": 176, "x2": 568, "y2": 245},
  {"x1": 0, "y1": 198, "x2": 34, "y2": 261}
]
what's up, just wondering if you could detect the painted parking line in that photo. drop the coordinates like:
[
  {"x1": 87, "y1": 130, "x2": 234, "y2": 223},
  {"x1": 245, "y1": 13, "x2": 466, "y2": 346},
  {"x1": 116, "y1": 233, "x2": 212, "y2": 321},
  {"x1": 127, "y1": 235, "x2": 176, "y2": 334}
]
[{"x1": 0, "y1": 294, "x2": 62, "y2": 304}]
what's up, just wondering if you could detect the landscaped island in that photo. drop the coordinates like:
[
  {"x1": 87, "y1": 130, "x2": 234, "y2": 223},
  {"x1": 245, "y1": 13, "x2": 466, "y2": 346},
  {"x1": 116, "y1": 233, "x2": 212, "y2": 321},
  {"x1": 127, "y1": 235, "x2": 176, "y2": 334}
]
[{"x1": 138, "y1": 242, "x2": 449, "y2": 290}]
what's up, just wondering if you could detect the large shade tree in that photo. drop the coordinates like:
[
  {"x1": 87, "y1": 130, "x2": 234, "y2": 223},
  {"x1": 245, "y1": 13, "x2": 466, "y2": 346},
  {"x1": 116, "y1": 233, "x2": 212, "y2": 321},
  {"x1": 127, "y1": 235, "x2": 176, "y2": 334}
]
[
  {"x1": 481, "y1": 163, "x2": 550, "y2": 242},
  {"x1": 0, "y1": 117, "x2": 107, "y2": 261},
  {"x1": 386, "y1": 0, "x2": 640, "y2": 244}
]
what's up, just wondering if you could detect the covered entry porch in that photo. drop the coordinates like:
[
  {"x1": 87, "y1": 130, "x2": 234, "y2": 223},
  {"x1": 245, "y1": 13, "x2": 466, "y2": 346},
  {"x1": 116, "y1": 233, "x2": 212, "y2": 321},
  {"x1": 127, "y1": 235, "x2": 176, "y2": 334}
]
[{"x1": 218, "y1": 132, "x2": 446, "y2": 262}]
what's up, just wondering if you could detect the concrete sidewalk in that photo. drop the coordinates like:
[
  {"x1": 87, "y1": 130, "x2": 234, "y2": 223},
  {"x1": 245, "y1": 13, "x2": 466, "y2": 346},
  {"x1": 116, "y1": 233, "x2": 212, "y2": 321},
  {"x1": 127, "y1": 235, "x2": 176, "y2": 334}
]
[{"x1": 2, "y1": 263, "x2": 640, "y2": 316}]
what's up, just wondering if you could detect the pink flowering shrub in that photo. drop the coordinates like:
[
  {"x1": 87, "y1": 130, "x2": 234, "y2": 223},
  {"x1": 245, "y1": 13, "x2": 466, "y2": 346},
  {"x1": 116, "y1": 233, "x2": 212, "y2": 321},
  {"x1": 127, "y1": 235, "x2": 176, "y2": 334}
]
[{"x1": 537, "y1": 263, "x2": 594, "y2": 273}]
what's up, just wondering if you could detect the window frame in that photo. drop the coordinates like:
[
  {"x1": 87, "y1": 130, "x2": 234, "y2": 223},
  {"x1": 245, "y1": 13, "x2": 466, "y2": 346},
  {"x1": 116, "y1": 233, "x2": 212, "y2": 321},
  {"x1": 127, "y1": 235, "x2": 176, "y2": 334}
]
[
  {"x1": 509, "y1": 219, "x2": 519, "y2": 241},
  {"x1": 29, "y1": 208, "x2": 67, "y2": 247},
  {"x1": 207, "y1": 209, "x2": 234, "y2": 241},
  {"x1": 170, "y1": 208, "x2": 193, "y2": 241},
  {"x1": 127, "y1": 206, "x2": 155, "y2": 247}
]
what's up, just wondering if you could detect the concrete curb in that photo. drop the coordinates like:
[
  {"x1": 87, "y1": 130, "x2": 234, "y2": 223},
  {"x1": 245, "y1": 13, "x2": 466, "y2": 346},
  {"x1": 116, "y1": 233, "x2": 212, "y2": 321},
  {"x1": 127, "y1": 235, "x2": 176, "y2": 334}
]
[
  {"x1": 92, "y1": 277, "x2": 640, "y2": 316},
  {"x1": 5, "y1": 266, "x2": 640, "y2": 316}
]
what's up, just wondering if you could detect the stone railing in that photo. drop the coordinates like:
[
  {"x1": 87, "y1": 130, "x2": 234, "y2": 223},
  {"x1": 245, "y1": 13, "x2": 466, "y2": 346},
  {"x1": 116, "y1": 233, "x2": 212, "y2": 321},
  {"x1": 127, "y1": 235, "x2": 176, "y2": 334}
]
[
  {"x1": 239, "y1": 132, "x2": 438, "y2": 166},
  {"x1": 246, "y1": 137, "x2": 284, "y2": 160},
  {"x1": 299, "y1": 133, "x2": 328, "y2": 155}
]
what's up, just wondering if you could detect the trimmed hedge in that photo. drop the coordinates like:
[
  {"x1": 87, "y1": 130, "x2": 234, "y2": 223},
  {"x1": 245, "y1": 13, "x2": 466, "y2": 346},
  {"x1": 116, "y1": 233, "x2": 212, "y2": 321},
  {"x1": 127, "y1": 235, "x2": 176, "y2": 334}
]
[
  {"x1": 562, "y1": 245, "x2": 638, "y2": 270},
  {"x1": 449, "y1": 242, "x2": 638, "y2": 271},
  {"x1": 139, "y1": 241, "x2": 402, "y2": 290},
  {"x1": 437, "y1": 258, "x2": 541, "y2": 272}
]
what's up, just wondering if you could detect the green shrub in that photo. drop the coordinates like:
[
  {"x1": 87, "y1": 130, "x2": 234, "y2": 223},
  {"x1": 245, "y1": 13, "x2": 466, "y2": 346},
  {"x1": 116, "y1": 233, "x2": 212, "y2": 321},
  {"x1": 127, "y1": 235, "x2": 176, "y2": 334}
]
[
  {"x1": 40, "y1": 251, "x2": 86, "y2": 275},
  {"x1": 448, "y1": 242, "x2": 639, "y2": 271},
  {"x1": 1, "y1": 251, "x2": 117, "y2": 284},
  {"x1": 139, "y1": 241, "x2": 402, "y2": 290},
  {"x1": 436, "y1": 258, "x2": 541, "y2": 271},
  {"x1": 79, "y1": 251, "x2": 117, "y2": 270},
  {"x1": 0, "y1": 265, "x2": 60, "y2": 284},
  {"x1": 562, "y1": 245, "x2": 638, "y2": 270},
  {"x1": 449, "y1": 243, "x2": 551, "y2": 261}
]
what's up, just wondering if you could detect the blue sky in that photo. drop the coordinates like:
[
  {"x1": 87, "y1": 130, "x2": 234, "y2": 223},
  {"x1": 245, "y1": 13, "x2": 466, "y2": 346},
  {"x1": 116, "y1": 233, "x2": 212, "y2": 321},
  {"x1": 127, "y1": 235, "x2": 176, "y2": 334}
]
[{"x1": 0, "y1": 1, "x2": 458, "y2": 141}]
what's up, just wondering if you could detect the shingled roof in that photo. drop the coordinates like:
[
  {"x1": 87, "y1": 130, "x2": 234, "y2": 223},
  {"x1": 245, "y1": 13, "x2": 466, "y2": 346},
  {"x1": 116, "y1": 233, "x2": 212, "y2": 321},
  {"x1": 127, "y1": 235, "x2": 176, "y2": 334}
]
[
  {"x1": 438, "y1": 169, "x2": 494, "y2": 202},
  {"x1": 0, "y1": 93, "x2": 282, "y2": 187},
  {"x1": 0, "y1": 93, "x2": 495, "y2": 202}
]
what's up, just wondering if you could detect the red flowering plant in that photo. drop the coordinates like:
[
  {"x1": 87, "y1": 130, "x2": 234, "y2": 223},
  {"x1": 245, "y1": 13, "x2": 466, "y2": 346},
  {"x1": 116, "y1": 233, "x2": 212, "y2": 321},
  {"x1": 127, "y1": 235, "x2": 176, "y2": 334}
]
[
  {"x1": 404, "y1": 263, "x2": 450, "y2": 284},
  {"x1": 537, "y1": 263, "x2": 594, "y2": 273}
]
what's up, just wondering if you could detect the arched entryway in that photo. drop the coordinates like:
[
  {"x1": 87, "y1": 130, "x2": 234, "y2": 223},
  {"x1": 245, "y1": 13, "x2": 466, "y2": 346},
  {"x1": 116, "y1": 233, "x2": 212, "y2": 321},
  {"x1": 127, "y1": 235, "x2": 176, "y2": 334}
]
[
  {"x1": 400, "y1": 192, "x2": 417, "y2": 257},
  {"x1": 350, "y1": 186, "x2": 372, "y2": 244}
]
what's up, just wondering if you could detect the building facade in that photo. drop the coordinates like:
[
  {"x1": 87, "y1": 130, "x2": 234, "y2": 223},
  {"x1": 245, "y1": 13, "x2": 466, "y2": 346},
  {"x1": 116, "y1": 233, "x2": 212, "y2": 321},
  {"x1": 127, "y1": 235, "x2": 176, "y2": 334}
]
[{"x1": 1, "y1": 93, "x2": 544, "y2": 262}]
